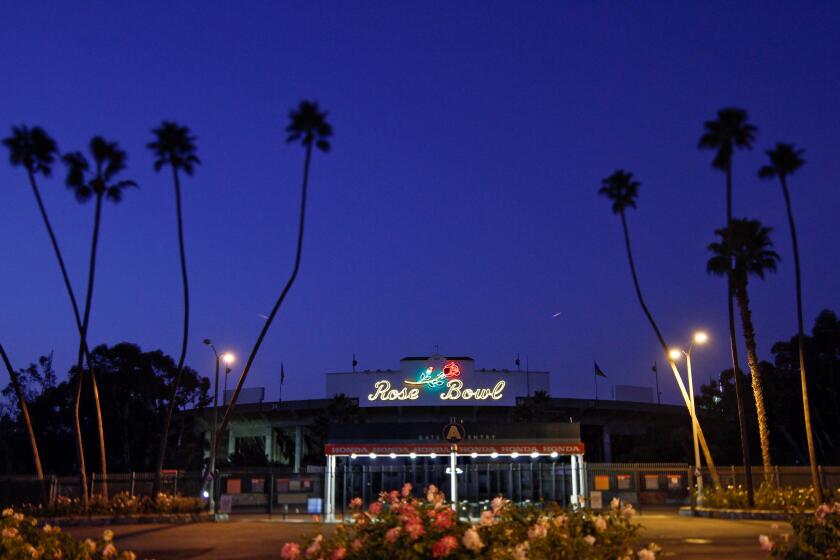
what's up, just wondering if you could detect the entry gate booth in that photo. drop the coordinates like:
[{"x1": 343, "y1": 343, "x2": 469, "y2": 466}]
[{"x1": 323, "y1": 422, "x2": 586, "y2": 521}]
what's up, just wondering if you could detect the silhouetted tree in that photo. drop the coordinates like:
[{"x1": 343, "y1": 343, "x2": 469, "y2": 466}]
[
  {"x1": 63, "y1": 137, "x2": 137, "y2": 507},
  {"x1": 708, "y1": 219, "x2": 779, "y2": 482},
  {"x1": 147, "y1": 122, "x2": 200, "y2": 493},
  {"x1": 699, "y1": 107, "x2": 758, "y2": 503},
  {"x1": 206, "y1": 100, "x2": 332, "y2": 481},
  {"x1": 759, "y1": 142, "x2": 821, "y2": 502},
  {"x1": 0, "y1": 343, "x2": 42, "y2": 478},
  {"x1": 514, "y1": 389, "x2": 553, "y2": 421}
]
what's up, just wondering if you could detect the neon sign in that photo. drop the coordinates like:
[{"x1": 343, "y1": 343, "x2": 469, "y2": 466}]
[{"x1": 367, "y1": 361, "x2": 506, "y2": 403}]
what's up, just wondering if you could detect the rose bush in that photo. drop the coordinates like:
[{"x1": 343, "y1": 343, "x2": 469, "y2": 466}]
[
  {"x1": 1, "y1": 507, "x2": 137, "y2": 560},
  {"x1": 280, "y1": 485, "x2": 660, "y2": 560},
  {"x1": 20, "y1": 492, "x2": 203, "y2": 517},
  {"x1": 760, "y1": 501, "x2": 840, "y2": 558}
]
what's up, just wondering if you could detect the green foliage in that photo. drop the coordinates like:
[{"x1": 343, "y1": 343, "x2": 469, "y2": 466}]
[
  {"x1": 762, "y1": 503, "x2": 840, "y2": 558},
  {"x1": 19, "y1": 492, "x2": 203, "y2": 517},
  {"x1": 280, "y1": 485, "x2": 659, "y2": 560},
  {"x1": 699, "y1": 484, "x2": 840, "y2": 511},
  {"x1": 1, "y1": 507, "x2": 136, "y2": 559}
]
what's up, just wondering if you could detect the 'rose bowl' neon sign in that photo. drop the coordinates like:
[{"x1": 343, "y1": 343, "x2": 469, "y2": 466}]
[{"x1": 367, "y1": 361, "x2": 506, "y2": 403}]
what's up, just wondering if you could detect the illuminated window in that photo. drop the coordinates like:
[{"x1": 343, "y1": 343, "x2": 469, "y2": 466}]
[
  {"x1": 594, "y1": 475, "x2": 610, "y2": 491},
  {"x1": 616, "y1": 474, "x2": 632, "y2": 490},
  {"x1": 668, "y1": 475, "x2": 683, "y2": 490},
  {"x1": 644, "y1": 475, "x2": 659, "y2": 490}
]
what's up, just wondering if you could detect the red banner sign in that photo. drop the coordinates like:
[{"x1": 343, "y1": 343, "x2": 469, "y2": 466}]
[{"x1": 324, "y1": 442, "x2": 585, "y2": 455}]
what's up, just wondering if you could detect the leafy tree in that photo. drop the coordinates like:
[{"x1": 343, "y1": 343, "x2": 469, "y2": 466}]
[
  {"x1": 708, "y1": 219, "x2": 779, "y2": 482},
  {"x1": 699, "y1": 107, "x2": 758, "y2": 503},
  {"x1": 207, "y1": 100, "x2": 333, "y2": 480},
  {"x1": 147, "y1": 122, "x2": 200, "y2": 492},
  {"x1": 62, "y1": 137, "x2": 137, "y2": 506},
  {"x1": 0, "y1": 344, "x2": 43, "y2": 478},
  {"x1": 514, "y1": 390, "x2": 553, "y2": 421},
  {"x1": 759, "y1": 142, "x2": 821, "y2": 502},
  {"x1": 0, "y1": 343, "x2": 210, "y2": 475}
]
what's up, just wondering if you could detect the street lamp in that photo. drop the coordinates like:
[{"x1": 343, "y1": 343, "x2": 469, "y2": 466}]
[
  {"x1": 220, "y1": 352, "x2": 235, "y2": 403},
  {"x1": 672, "y1": 331, "x2": 708, "y2": 507},
  {"x1": 202, "y1": 340, "x2": 235, "y2": 514}
]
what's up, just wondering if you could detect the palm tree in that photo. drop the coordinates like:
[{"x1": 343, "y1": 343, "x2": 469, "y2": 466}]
[
  {"x1": 147, "y1": 122, "x2": 200, "y2": 494},
  {"x1": 63, "y1": 137, "x2": 137, "y2": 507},
  {"x1": 708, "y1": 219, "x2": 779, "y2": 483},
  {"x1": 699, "y1": 107, "x2": 758, "y2": 504},
  {"x1": 759, "y1": 143, "x2": 821, "y2": 502},
  {"x1": 599, "y1": 170, "x2": 720, "y2": 487},
  {"x1": 205, "y1": 100, "x2": 332, "y2": 482},
  {"x1": 0, "y1": 343, "x2": 43, "y2": 479}
]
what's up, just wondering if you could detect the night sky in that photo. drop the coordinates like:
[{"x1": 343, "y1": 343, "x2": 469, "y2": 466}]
[{"x1": 1, "y1": 1, "x2": 838, "y2": 405}]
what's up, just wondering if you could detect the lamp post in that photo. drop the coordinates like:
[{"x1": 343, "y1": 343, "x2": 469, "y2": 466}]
[
  {"x1": 670, "y1": 331, "x2": 708, "y2": 507},
  {"x1": 203, "y1": 339, "x2": 234, "y2": 513}
]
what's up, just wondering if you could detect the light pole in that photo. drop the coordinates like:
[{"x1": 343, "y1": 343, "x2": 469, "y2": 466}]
[
  {"x1": 203, "y1": 339, "x2": 234, "y2": 514},
  {"x1": 670, "y1": 331, "x2": 708, "y2": 507}
]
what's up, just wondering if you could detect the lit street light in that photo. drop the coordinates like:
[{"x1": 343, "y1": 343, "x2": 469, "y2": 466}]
[
  {"x1": 202, "y1": 339, "x2": 235, "y2": 514},
  {"x1": 671, "y1": 331, "x2": 708, "y2": 506}
]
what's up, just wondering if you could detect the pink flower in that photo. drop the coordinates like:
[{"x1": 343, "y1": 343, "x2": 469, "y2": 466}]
[
  {"x1": 401, "y1": 483, "x2": 413, "y2": 498},
  {"x1": 368, "y1": 502, "x2": 383, "y2": 516},
  {"x1": 528, "y1": 523, "x2": 547, "y2": 540},
  {"x1": 385, "y1": 527, "x2": 401, "y2": 544},
  {"x1": 491, "y1": 496, "x2": 506, "y2": 513},
  {"x1": 431, "y1": 535, "x2": 458, "y2": 558},
  {"x1": 388, "y1": 490, "x2": 400, "y2": 504},
  {"x1": 759, "y1": 534, "x2": 774, "y2": 552},
  {"x1": 637, "y1": 549, "x2": 656, "y2": 560},
  {"x1": 622, "y1": 504, "x2": 636, "y2": 520},
  {"x1": 462, "y1": 528, "x2": 483, "y2": 552},
  {"x1": 330, "y1": 548, "x2": 346, "y2": 560},
  {"x1": 593, "y1": 515, "x2": 607, "y2": 532},
  {"x1": 584, "y1": 535, "x2": 596, "y2": 545},
  {"x1": 281, "y1": 542, "x2": 301, "y2": 560},
  {"x1": 611, "y1": 497, "x2": 621, "y2": 510},
  {"x1": 351, "y1": 539, "x2": 363, "y2": 552},
  {"x1": 305, "y1": 535, "x2": 322, "y2": 558},
  {"x1": 479, "y1": 510, "x2": 495, "y2": 527},
  {"x1": 349, "y1": 498, "x2": 362, "y2": 510},
  {"x1": 434, "y1": 510, "x2": 453, "y2": 530},
  {"x1": 405, "y1": 520, "x2": 425, "y2": 540}
]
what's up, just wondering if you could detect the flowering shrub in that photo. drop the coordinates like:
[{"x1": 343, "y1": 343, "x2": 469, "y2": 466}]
[
  {"x1": 280, "y1": 485, "x2": 660, "y2": 559},
  {"x1": 2, "y1": 507, "x2": 137, "y2": 560},
  {"x1": 20, "y1": 492, "x2": 204, "y2": 517},
  {"x1": 699, "y1": 484, "x2": 840, "y2": 510},
  {"x1": 759, "y1": 502, "x2": 840, "y2": 558}
]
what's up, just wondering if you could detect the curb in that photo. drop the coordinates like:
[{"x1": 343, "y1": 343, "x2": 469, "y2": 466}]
[
  {"x1": 678, "y1": 506, "x2": 791, "y2": 520},
  {"x1": 39, "y1": 512, "x2": 224, "y2": 526}
]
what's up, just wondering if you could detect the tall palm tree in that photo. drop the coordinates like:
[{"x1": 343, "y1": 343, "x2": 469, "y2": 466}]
[
  {"x1": 0, "y1": 343, "x2": 43, "y2": 479},
  {"x1": 708, "y1": 219, "x2": 779, "y2": 483},
  {"x1": 5, "y1": 126, "x2": 113, "y2": 497},
  {"x1": 699, "y1": 107, "x2": 758, "y2": 504},
  {"x1": 147, "y1": 122, "x2": 200, "y2": 493},
  {"x1": 599, "y1": 170, "x2": 720, "y2": 487},
  {"x1": 205, "y1": 100, "x2": 332, "y2": 482},
  {"x1": 63, "y1": 137, "x2": 137, "y2": 506},
  {"x1": 759, "y1": 143, "x2": 821, "y2": 502}
]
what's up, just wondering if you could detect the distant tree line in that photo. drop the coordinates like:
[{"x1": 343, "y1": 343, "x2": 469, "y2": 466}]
[{"x1": 0, "y1": 343, "x2": 209, "y2": 474}]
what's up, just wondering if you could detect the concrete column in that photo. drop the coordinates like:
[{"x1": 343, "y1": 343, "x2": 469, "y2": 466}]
[
  {"x1": 325, "y1": 454, "x2": 336, "y2": 522},
  {"x1": 264, "y1": 431, "x2": 271, "y2": 461},
  {"x1": 578, "y1": 454, "x2": 587, "y2": 505},
  {"x1": 449, "y1": 450, "x2": 458, "y2": 511},
  {"x1": 570, "y1": 454, "x2": 579, "y2": 507},
  {"x1": 602, "y1": 425, "x2": 612, "y2": 463},
  {"x1": 294, "y1": 425, "x2": 303, "y2": 473}
]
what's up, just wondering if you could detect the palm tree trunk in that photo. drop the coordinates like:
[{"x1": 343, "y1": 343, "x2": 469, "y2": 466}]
[
  {"x1": 724, "y1": 164, "x2": 755, "y2": 506},
  {"x1": 0, "y1": 342, "x2": 44, "y2": 479},
  {"x1": 779, "y1": 176, "x2": 822, "y2": 503},
  {"x1": 27, "y1": 170, "x2": 108, "y2": 497},
  {"x1": 204, "y1": 143, "x2": 313, "y2": 485},
  {"x1": 74, "y1": 193, "x2": 104, "y2": 508},
  {"x1": 619, "y1": 211, "x2": 720, "y2": 487},
  {"x1": 734, "y1": 281, "x2": 774, "y2": 483},
  {"x1": 154, "y1": 166, "x2": 190, "y2": 496}
]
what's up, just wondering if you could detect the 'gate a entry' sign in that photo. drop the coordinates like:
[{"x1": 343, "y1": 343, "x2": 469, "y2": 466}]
[{"x1": 443, "y1": 421, "x2": 465, "y2": 443}]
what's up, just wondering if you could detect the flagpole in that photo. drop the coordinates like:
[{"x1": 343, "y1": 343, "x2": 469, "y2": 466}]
[{"x1": 594, "y1": 369, "x2": 598, "y2": 400}]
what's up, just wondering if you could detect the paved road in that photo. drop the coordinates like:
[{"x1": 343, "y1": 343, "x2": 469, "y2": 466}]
[{"x1": 64, "y1": 512, "x2": 788, "y2": 559}]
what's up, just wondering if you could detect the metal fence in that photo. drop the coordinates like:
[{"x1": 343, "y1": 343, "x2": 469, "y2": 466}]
[{"x1": 3, "y1": 463, "x2": 838, "y2": 512}]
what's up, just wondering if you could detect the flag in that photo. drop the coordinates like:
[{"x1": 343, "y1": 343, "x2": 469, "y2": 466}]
[
  {"x1": 594, "y1": 361, "x2": 607, "y2": 378},
  {"x1": 280, "y1": 362, "x2": 285, "y2": 385},
  {"x1": 651, "y1": 362, "x2": 657, "y2": 374},
  {"x1": 515, "y1": 353, "x2": 520, "y2": 368},
  {"x1": 352, "y1": 354, "x2": 358, "y2": 368}
]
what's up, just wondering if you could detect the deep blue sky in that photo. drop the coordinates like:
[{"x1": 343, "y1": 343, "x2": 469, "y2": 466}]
[{"x1": 1, "y1": 1, "x2": 838, "y2": 405}]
